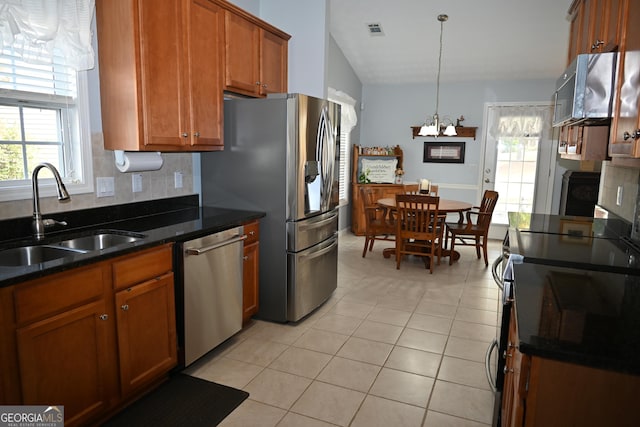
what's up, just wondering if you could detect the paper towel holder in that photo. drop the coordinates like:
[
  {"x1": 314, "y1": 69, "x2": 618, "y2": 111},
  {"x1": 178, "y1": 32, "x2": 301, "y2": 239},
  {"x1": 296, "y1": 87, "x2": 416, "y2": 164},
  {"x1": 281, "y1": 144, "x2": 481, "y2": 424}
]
[{"x1": 114, "y1": 150, "x2": 164, "y2": 173}]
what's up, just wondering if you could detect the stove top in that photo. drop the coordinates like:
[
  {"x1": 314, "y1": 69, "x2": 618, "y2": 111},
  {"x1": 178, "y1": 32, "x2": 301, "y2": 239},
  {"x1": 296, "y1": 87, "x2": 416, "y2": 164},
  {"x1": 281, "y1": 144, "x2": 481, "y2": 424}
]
[{"x1": 508, "y1": 212, "x2": 640, "y2": 275}]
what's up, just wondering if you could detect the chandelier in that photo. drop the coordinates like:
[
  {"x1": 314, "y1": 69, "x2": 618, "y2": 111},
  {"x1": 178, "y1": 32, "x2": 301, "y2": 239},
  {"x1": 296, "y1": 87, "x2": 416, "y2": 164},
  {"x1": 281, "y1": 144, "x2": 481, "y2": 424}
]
[{"x1": 418, "y1": 14, "x2": 456, "y2": 137}]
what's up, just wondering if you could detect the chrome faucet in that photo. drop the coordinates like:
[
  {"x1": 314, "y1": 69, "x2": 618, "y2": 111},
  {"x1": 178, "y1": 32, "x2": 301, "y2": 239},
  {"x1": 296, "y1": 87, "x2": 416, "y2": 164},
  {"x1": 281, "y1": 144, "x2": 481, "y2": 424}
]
[{"x1": 32, "y1": 163, "x2": 70, "y2": 241}]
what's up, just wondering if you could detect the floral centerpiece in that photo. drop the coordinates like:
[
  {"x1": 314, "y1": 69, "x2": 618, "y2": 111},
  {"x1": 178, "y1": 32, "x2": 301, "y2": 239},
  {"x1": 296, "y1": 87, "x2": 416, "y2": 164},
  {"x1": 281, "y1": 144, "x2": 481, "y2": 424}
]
[{"x1": 394, "y1": 168, "x2": 404, "y2": 184}]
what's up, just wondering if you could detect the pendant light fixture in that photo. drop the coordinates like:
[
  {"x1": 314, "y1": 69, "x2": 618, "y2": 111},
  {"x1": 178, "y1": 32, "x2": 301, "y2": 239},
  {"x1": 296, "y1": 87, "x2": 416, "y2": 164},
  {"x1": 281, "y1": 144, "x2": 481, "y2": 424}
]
[{"x1": 418, "y1": 14, "x2": 456, "y2": 137}]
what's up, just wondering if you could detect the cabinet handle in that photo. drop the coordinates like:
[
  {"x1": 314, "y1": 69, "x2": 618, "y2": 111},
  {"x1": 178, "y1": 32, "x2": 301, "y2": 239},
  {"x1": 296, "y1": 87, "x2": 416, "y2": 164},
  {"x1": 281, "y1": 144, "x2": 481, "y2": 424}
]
[
  {"x1": 121, "y1": 304, "x2": 129, "y2": 311},
  {"x1": 243, "y1": 255, "x2": 249, "y2": 261},
  {"x1": 181, "y1": 132, "x2": 189, "y2": 138},
  {"x1": 623, "y1": 130, "x2": 640, "y2": 140},
  {"x1": 99, "y1": 314, "x2": 108, "y2": 321},
  {"x1": 504, "y1": 366, "x2": 514, "y2": 374},
  {"x1": 249, "y1": 231, "x2": 255, "y2": 236},
  {"x1": 503, "y1": 350, "x2": 513, "y2": 358},
  {"x1": 591, "y1": 39, "x2": 604, "y2": 50},
  {"x1": 194, "y1": 132, "x2": 200, "y2": 137},
  {"x1": 262, "y1": 84, "x2": 267, "y2": 88},
  {"x1": 255, "y1": 81, "x2": 261, "y2": 85}
]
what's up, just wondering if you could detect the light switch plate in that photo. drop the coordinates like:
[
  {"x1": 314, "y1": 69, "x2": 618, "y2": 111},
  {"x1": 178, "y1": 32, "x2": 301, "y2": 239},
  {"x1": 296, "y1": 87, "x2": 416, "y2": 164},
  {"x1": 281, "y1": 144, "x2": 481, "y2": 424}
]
[
  {"x1": 96, "y1": 177, "x2": 115, "y2": 197},
  {"x1": 617, "y1": 185, "x2": 623, "y2": 206},
  {"x1": 174, "y1": 171, "x2": 183, "y2": 189},
  {"x1": 132, "y1": 174, "x2": 142, "y2": 193}
]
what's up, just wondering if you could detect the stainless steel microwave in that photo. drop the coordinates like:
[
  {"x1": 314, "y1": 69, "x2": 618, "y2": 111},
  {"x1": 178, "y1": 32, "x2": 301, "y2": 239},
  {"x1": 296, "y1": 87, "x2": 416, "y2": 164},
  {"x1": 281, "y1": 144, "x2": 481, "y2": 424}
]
[{"x1": 552, "y1": 52, "x2": 618, "y2": 127}]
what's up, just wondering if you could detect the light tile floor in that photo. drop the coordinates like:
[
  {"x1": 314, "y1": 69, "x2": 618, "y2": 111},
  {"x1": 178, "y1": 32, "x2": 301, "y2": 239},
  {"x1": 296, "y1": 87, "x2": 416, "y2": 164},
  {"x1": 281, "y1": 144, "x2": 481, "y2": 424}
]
[{"x1": 186, "y1": 232, "x2": 503, "y2": 427}]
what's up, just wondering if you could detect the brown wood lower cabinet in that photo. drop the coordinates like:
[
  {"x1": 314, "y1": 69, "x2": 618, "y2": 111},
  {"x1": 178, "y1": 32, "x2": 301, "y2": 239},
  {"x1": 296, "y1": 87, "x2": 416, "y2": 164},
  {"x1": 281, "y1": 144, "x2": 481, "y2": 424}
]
[
  {"x1": 115, "y1": 271, "x2": 176, "y2": 396},
  {"x1": 502, "y1": 304, "x2": 640, "y2": 427},
  {"x1": 242, "y1": 220, "x2": 260, "y2": 324},
  {"x1": 1, "y1": 244, "x2": 177, "y2": 426}
]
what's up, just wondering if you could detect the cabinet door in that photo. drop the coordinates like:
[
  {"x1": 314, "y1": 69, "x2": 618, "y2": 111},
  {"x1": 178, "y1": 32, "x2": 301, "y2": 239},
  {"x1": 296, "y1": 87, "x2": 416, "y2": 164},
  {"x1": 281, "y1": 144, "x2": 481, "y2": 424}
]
[
  {"x1": 115, "y1": 272, "x2": 177, "y2": 396},
  {"x1": 242, "y1": 241, "x2": 259, "y2": 324},
  {"x1": 17, "y1": 301, "x2": 113, "y2": 427},
  {"x1": 609, "y1": 0, "x2": 640, "y2": 157},
  {"x1": 259, "y1": 29, "x2": 288, "y2": 95},
  {"x1": 138, "y1": 0, "x2": 188, "y2": 148},
  {"x1": 224, "y1": 11, "x2": 260, "y2": 96},
  {"x1": 589, "y1": 0, "x2": 622, "y2": 52},
  {"x1": 186, "y1": 0, "x2": 223, "y2": 149}
]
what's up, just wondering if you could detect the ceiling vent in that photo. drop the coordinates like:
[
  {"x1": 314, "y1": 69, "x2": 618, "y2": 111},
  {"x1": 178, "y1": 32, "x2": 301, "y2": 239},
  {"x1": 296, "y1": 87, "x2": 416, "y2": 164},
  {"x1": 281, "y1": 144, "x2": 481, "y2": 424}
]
[{"x1": 366, "y1": 23, "x2": 385, "y2": 36}]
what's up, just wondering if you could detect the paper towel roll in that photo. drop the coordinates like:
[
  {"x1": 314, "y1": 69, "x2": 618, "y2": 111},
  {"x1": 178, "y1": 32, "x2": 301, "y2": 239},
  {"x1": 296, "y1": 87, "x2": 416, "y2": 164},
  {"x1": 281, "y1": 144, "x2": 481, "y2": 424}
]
[{"x1": 114, "y1": 151, "x2": 163, "y2": 173}]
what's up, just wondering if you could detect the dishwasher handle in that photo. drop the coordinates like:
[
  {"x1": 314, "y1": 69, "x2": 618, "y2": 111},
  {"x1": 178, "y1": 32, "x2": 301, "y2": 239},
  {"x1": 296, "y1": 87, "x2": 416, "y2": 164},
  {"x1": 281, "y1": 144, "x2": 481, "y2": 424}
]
[{"x1": 185, "y1": 234, "x2": 247, "y2": 256}]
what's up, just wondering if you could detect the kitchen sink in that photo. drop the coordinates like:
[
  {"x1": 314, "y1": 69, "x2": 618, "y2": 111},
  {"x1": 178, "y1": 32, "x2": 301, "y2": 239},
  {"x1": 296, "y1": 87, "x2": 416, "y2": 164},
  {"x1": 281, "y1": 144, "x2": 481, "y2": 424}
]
[
  {"x1": 0, "y1": 245, "x2": 87, "y2": 267},
  {"x1": 0, "y1": 230, "x2": 146, "y2": 268},
  {"x1": 55, "y1": 231, "x2": 145, "y2": 251}
]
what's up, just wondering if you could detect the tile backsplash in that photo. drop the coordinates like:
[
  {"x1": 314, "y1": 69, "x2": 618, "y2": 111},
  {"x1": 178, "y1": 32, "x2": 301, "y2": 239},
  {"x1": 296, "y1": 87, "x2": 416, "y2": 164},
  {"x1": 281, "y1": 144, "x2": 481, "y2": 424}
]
[{"x1": 0, "y1": 133, "x2": 196, "y2": 220}]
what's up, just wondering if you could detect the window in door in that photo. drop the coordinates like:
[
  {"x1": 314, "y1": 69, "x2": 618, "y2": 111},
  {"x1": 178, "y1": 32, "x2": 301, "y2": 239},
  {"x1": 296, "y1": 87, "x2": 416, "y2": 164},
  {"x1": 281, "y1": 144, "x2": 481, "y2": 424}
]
[{"x1": 482, "y1": 103, "x2": 555, "y2": 225}]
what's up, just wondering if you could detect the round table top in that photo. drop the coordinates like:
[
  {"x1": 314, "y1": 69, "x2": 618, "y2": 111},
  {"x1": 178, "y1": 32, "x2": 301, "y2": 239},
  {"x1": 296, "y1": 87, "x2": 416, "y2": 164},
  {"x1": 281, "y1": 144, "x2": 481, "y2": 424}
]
[{"x1": 377, "y1": 197, "x2": 472, "y2": 213}]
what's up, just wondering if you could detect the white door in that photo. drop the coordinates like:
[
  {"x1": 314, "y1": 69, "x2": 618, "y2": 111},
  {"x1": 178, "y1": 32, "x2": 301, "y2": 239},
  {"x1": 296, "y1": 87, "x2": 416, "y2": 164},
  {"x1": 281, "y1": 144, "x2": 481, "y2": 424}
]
[{"x1": 480, "y1": 103, "x2": 556, "y2": 239}]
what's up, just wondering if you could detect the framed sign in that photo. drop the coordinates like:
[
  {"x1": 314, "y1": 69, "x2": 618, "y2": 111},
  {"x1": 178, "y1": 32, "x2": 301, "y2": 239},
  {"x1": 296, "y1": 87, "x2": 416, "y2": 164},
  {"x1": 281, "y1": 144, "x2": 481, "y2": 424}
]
[
  {"x1": 359, "y1": 157, "x2": 398, "y2": 183},
  {"x1": 423, "y1": 141, "x2": 465, "y2": 163}
]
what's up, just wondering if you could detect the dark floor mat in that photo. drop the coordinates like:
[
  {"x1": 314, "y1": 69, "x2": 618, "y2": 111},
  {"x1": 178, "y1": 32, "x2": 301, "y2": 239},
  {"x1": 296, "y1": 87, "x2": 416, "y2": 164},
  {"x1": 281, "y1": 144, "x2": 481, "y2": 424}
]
[{"x1": 103, "y1": 373, "x2": 249, "y2": 426}]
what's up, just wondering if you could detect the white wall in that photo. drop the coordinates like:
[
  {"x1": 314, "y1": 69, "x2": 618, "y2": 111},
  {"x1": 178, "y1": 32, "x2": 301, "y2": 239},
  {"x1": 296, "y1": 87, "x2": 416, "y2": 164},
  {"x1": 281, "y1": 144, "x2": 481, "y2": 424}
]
[
  {"x1": 260, "y1": 0, "x2": 329, "y2": 98},
  {"x1": 360, "y1": 79, "x2": 560, "y2": 205}
]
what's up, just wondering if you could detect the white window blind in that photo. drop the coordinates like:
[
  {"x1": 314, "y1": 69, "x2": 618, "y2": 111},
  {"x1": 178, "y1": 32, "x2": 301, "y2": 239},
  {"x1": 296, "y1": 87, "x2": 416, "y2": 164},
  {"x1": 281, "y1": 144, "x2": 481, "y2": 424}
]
[
  {"x1": 328, "y1": 88, "x2": 358, "y2": 204},
  {"x1": 0, "y1": 35, "x2": 92, "y2": 201}
]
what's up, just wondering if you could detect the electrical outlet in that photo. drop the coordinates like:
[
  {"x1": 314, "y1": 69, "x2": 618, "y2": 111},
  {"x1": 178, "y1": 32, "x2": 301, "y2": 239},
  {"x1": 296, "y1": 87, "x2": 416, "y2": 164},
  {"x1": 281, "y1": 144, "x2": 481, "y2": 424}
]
[
  {"x1": 96, "y1": 177, "x2": 115, "y2": 197},
  {"x1": 174, "y1": 171, "x2": 183, "y2": 189},
  {"x1": 132, "y1": 174, "x2": 143, "y2": 193},
  {"x1": 616, "y1": 185, "x2": 623, "y2": 206}
]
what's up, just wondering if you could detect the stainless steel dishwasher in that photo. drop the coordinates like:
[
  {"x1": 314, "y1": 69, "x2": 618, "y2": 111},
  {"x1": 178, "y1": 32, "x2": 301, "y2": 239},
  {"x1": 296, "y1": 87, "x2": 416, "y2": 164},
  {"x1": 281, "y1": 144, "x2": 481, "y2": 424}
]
[{"x1": 181, "y1": 226, "x2": 246, "y2": 366}]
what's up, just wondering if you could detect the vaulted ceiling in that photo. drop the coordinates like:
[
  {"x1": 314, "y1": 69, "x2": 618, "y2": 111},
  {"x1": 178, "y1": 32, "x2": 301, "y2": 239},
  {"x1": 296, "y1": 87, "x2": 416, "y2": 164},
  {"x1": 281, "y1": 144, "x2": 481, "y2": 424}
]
[{"x1": 329, "y1": 0, "x2": 572, "y2": 85}]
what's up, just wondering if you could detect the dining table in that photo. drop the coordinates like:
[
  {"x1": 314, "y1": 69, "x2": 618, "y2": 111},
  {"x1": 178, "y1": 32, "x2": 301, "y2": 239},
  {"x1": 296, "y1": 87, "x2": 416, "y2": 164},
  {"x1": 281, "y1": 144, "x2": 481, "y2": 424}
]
[{"x1": 377, "y1": 197, "x2": 473, "y2": 261}]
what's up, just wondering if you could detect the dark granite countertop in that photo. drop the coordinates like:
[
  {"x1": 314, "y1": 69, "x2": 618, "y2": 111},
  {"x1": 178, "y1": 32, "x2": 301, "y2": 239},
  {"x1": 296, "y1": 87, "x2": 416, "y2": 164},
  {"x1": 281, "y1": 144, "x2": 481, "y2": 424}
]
[
  {"x1": 0, "y1": 195, "x2": 264, "y2": 287},
  {"x1": 512, "y1": 262, "x2": 640, "y2": 375}
]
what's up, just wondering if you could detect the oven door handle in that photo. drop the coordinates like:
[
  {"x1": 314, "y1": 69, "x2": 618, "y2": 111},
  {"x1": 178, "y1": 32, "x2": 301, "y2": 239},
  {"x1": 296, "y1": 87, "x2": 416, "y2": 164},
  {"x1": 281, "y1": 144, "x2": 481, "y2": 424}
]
[
  {"x1": 185, "y1": 234, "x2": 247, "y2": 255},
  {"x1": 491, "y1": 255, "x2": 503, "y2": 290},
  {"x1": 485, "y1": 338, "x2": 498, "y2": 393}
]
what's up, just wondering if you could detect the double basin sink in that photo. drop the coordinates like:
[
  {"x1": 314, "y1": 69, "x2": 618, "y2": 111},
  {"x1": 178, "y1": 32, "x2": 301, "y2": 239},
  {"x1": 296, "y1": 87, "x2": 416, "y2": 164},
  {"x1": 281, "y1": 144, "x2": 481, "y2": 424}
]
[{"x1": 0, "y1": 230, "x2": 146, "y2": 268}]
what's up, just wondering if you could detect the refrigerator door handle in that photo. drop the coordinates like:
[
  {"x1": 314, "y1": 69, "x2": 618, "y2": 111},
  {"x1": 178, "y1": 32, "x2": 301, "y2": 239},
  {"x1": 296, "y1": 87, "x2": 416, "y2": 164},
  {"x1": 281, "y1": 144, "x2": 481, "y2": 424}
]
[
  {"x1": 316, "y1": 106, "x2": 335, "y2": 211},
  {"x1": 298, "y1": 211, "x2": 338, "y2": 231},
  {"x1": 299, "y1": 236, "x2": 338, "y2": 261}
]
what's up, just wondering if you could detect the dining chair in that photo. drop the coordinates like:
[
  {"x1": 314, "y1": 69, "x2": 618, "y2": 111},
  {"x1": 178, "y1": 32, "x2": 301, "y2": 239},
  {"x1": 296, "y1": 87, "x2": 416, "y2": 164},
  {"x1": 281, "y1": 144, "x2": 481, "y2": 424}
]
[
  {"x1": 395, "y1": 194, "x2": 445, "y2": 273},
  {"x1": 360, "y1": 186, "x2": 395, "y2": 257},
  {"x1": 403, "y1": 183, "x2": 419, "y2": 194},
  {"x1": 403, "y1": 183, "x2": 438, "y2": 196},
  {"x1": 444, "y1": 190, "x2": 499, "y2": 266}
]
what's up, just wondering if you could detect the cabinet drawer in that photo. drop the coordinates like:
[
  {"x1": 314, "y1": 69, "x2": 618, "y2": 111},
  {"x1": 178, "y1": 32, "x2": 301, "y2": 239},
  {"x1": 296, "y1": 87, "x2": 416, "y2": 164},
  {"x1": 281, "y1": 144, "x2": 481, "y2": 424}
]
[
  {"x1": 112, "y1": 244, "x2": 173, "y2": 290},
  {"x1": 244, "y1": 221, "x2": 260, "y2": 245},
  {"x1": 14, "y1": 264, "x2": 106, "y2": 325}
]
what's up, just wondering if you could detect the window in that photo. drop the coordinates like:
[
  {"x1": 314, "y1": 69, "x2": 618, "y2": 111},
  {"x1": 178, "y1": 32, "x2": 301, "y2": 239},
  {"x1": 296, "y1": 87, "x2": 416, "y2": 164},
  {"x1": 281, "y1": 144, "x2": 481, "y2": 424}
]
[
  {"x1": 328, "y1": 88, "x2": 358, "y2": 205},
  {"x1": 0, "y1": 36, "x2": 92, "y2": 201}
]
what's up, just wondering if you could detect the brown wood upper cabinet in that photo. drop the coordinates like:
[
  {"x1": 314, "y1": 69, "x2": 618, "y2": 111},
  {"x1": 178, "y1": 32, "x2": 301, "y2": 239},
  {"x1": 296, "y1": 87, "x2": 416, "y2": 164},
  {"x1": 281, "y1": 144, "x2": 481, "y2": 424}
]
[
  {"x1": 609, "y1": 0, "x2": 640, "y2": 158},
  {"x1": 223, "y1": 9, "x2": 290, "y2": 97},
  {"x1": 568, "y1": 0, "x2": 622, "y2": 62},
  {"x1": 96, "y1": 0, "x2": 224, "y2": 152}
]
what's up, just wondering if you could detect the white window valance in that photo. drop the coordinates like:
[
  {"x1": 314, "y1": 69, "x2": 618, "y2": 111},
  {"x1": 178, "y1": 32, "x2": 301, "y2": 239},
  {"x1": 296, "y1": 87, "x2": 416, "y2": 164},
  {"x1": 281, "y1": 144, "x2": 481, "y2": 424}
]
[
  {"x1": 487, "y1": 104, "x2": 553, "y2": 140},
  {"x1": 328, "y1": 87, "x2": 358, "y2": 132},
  {"x1": 0, "y1": 0, "x2": 95, "y2": 71}
]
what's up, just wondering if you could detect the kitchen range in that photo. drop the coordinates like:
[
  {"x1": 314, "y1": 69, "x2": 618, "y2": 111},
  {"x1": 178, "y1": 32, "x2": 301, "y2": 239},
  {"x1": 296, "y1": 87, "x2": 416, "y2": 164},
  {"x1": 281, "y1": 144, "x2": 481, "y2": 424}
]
[{"x1": 490, "y1": 209, "x2": 640, "y2": 427}]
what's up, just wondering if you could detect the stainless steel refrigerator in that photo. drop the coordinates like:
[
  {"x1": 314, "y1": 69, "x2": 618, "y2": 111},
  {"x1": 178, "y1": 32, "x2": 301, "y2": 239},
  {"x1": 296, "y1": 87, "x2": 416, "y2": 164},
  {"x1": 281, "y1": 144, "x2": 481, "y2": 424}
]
[{"x1": 201, "y1": 93, "x2": 340, "y2": 322}]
